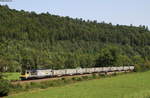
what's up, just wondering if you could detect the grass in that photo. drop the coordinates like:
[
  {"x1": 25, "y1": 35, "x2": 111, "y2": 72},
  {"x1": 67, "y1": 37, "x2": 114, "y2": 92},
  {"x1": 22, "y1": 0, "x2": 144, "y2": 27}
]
[
  {"x1": 6, "y1": 71, "x2": 150, "y2": 98},
  {"x1": 3, "y1": 72, "x2": 20, "y2": 81},
  {"x1": 123, "y1": 90, "x2": 150, "y2": 98}
]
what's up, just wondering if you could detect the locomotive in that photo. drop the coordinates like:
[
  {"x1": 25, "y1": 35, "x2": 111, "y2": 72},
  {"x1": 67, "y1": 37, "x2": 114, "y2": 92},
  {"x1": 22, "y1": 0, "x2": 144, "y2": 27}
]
[{"x1": 20, "y1": 66, "x2": 134, "y2": 80}]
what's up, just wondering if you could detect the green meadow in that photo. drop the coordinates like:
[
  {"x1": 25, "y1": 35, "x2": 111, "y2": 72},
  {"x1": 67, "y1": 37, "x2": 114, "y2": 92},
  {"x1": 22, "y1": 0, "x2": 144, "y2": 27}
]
[
  {"x1": 7, "y1": 71, "x2": 150, "y2": 98},
  {"x1": 4, "y1": 72, "x2": 20, "y2": 81}
]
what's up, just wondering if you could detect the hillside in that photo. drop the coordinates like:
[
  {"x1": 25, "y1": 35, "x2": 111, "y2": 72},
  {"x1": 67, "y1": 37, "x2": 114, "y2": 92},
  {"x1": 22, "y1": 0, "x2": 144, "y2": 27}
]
[{"x1": 0, "y1": 5, "x2": 150, "y2": 72}]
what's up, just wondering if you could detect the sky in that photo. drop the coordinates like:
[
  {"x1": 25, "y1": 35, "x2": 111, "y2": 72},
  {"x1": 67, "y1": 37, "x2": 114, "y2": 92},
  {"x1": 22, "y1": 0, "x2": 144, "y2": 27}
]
[{"x1": 0, "y1": 0, "x2": 150, "y2": 28}]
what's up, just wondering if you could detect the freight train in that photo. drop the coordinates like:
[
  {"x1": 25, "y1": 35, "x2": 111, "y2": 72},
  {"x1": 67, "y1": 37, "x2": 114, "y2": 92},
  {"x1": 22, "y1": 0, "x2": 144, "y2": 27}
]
[{"x1": 20, "y1": 66, "x2": 134, "y2": 80}]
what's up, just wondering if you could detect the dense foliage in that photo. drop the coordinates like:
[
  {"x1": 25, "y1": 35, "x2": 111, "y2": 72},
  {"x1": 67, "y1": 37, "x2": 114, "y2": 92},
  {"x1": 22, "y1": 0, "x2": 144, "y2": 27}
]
[
  {"x1": 0, "y1": 72, "x2": 11, "y2": 97},
  {"x1": 0, "y1": 5, "x2": 150, "y2": 72},
  {"x1": 0, "y1": 79, "x2": 10, "y2": 97}
]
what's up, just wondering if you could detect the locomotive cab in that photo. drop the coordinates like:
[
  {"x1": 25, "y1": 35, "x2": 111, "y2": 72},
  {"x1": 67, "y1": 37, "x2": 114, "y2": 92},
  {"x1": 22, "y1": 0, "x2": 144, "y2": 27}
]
[
  {"x1": 20, "y1": 69, "x2": 52, "y2": 80},
  {"x1": 20, "y1": 70, "x2": 30, "y2": 80}
]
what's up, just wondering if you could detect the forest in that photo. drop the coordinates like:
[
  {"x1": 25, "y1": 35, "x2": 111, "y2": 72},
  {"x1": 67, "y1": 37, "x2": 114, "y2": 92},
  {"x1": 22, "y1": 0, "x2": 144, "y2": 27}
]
[{"x1": 0, "y1": 5, "x2": 150, "y2": 72}]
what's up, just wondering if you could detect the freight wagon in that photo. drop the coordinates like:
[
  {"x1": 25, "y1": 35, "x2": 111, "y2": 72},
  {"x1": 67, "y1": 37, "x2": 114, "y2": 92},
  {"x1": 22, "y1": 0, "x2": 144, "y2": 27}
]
[{"x1": 20, "y1": 66, "x2": 134, "y2": 80}]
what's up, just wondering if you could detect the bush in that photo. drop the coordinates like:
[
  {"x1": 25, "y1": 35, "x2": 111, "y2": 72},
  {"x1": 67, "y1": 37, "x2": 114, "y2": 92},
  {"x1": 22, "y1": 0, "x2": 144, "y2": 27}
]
[
  {"x1": 71, "y1": 77, "x2": 76, "y2": 81},
  {"x1": 113, "y1": 72, "x2": 117, "y2": 76},
  {"x1": 0, "y1": 79, "x2": 11, "y2": 97},
  {"x1": 46, "y1": 81, "x2": 56, "y2": 86},
  {"x1": 82, "y1": 76, "x2": 89, "y2": 80},
  {"x1": 134, "y1": 64, "x2": 143, "y2": 72},
  {"x1": 61, "y1": 78, "x2": 66, "y2": 81},
  {"x1": 40, "y1": 84, "x2": 48, "y2": 89},
  {"x1": 10, "y1": 83, "x2": 23, "y2": 92},
  {"x1": 92, "y1": 73, "x2": 97, "y2": 79},
  {"x1": 24, "y1": 84, "x2": 32, "y2": 90},
  {"x1": 98, "y1": 73, "x2": 106, "y2": 77},
  {"x1": 143, "y1": 60, "x2": 150, "y2": 71},
  {"x1": 76, "y1": 77, "x2": 83, "y2": 81}
]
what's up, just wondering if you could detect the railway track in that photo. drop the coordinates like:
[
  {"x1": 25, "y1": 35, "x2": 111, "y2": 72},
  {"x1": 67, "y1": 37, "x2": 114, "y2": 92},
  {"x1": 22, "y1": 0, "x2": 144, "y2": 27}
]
[{"x1": 11, "y1": 70, "x2": 130, "y2": 84}]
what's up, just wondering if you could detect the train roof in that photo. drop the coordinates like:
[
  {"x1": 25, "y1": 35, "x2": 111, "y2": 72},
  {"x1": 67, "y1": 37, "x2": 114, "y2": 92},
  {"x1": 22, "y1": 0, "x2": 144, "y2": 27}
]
[{"x1": 26, "y1": 69, "x2": 52, "y2": 71}]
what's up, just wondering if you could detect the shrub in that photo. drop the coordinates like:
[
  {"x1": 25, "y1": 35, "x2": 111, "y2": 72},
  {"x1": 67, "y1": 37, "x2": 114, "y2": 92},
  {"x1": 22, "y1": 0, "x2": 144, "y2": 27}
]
[
  {"x1": 24, "y1": 84, "x2": 31, "y2": 90},
  {"x1": 30, "y1": 82, "x2": 40, "y2": 89},
  {"x1": 92, "y1": 73, "x2": 97, "y2": 79},
  {"x1": 82, "y1": 76, "x2": 89, "y2": 80},
  {"x1": 143, "y1": 60, "x2": 150, "y2": 71},
  {"x1": 61, "y1": 77, "x2": 66, "y2": 82},
  {"x1": 0, "y1": 79, "x2": 11, "y2": 97},
  {"x1": 113, "y1": 72, "x2": 117, "y2": 76},
  {"x1": 10, "y1": 83, "x2": 23, "y2": 91},
  {"x1": 134, "y1": 64, "x2": 143, "y2": 72},
  {"x1": 47, "y1": 81, "x2": 55, "y2": 86},
  {"x1": 98, "y1": 73, "x2": 106, "y2": 77},
  {"x1": 71, "y1": 77, "x2": 76, "y2": 81},
  {"x1": 40, "y1": 84, "x2": 47, "y2": 89},
  {"x1": 76, "y1": 77, "x2": 82, "y2": 81}
]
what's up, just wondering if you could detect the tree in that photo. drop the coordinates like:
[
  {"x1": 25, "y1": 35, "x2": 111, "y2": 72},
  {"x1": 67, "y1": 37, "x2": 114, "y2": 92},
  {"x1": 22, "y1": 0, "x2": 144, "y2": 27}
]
[
  {"x1": 0, "y1": 5, "x2": 150, "y2": 72},
  {"x1": 95, "y1": 46, "x2": 120, "y2": 67},
  {"x1": 0, "y1": 79, "x2": 10, "y2": 97},
  {"x1": 131, "y1": 55, "x2": 145, "y2": 71},
  {"x1": 116, "y1": 55, "x2": 132, "y2": 66}
]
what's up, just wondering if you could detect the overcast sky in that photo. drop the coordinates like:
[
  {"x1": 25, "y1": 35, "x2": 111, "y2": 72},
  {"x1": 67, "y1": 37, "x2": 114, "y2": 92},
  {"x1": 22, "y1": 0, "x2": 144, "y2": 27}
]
[{"x1": 1, "y1": 0, "x2": 150, "y2": 28}]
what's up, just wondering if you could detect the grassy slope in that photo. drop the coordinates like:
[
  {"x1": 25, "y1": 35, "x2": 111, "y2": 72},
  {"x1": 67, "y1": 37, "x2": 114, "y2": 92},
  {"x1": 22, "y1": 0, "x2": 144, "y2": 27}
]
[
  {"x1": 4, "y1": 73, "x2": 20, "y2": 80},
  {"x1": 7, "y1": 71, "x2": 150, "y2": 98}
]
